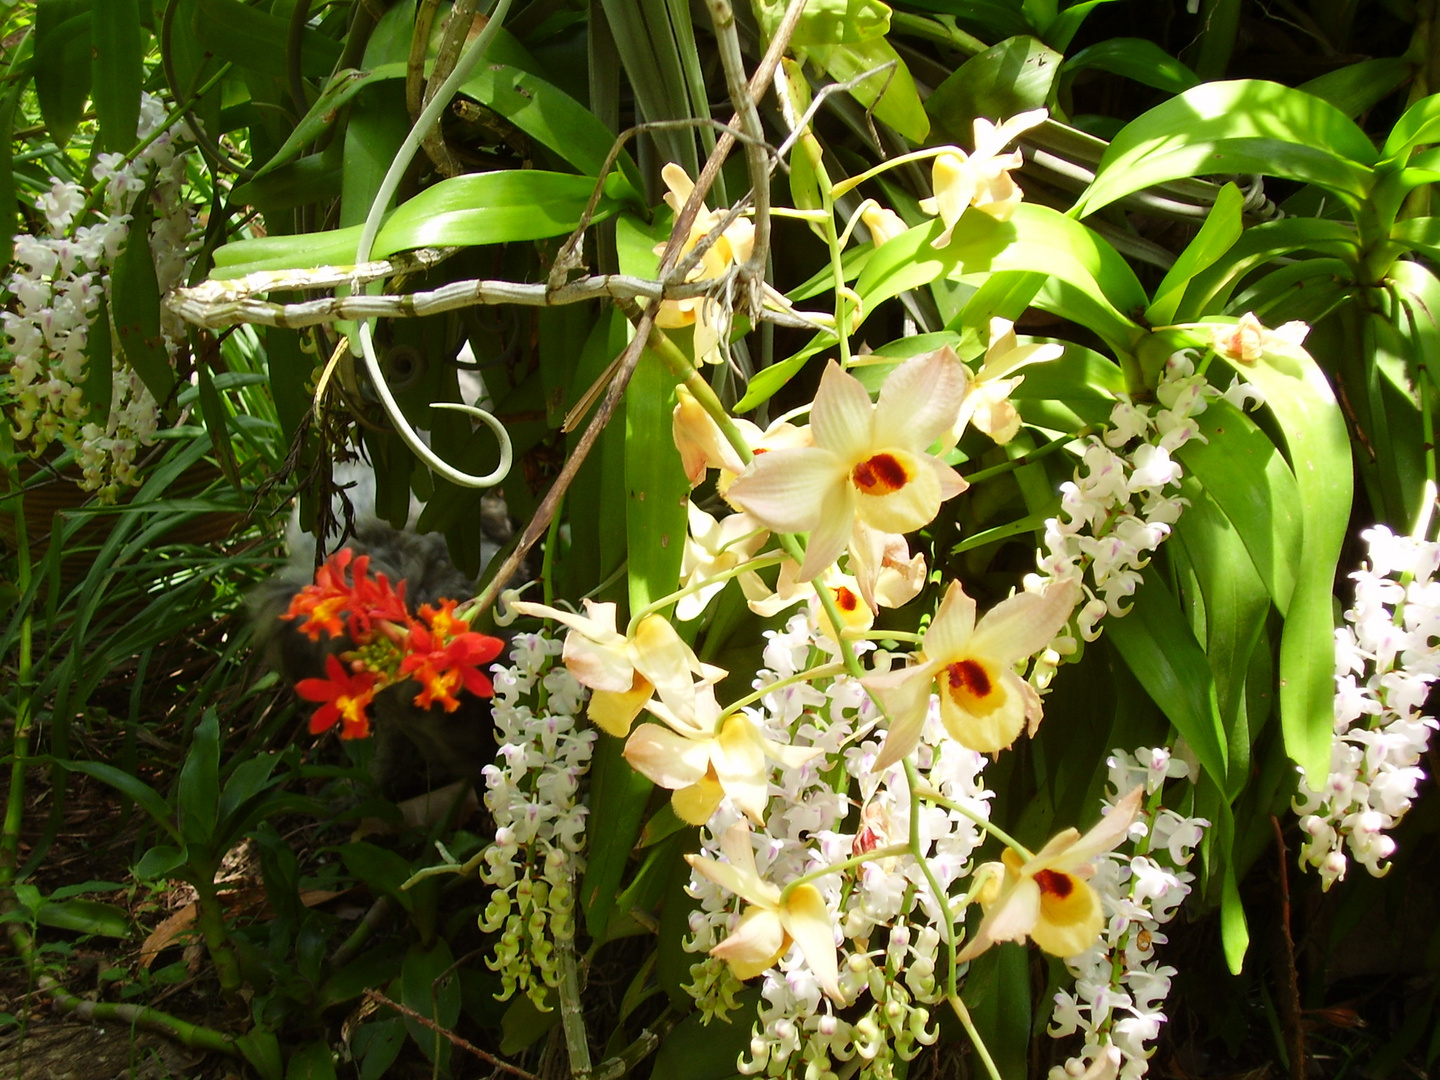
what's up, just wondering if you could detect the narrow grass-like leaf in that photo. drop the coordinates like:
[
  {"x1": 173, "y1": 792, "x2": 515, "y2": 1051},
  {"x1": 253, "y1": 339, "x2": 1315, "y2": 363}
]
[
  {"x1": 59, "y1": 760, "x2": 180, "y2": 839},
  {"x1": 111, "y1": 188, "x2": 177, "y2": 404},
  {"x1": 194, "y1": 0, "x2": 341, "y2": 77},
  {"x1": 1072, "y1": 80, "x2": 1378, "y2": 218}
]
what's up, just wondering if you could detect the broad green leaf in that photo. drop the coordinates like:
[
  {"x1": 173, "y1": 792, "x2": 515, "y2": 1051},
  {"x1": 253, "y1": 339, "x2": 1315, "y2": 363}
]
[
  {"x1": 732, "y1": 331, "x2": 829, "y2": 413},
  {"x1": 1176, "y1": 398, "x2": 1301, "y2": 612},
  {"x1": 1175, "y1": 217, "x2": 1357, "y2": 323},
  {"x1": 580, "y1": 735, "x2": 653, "y2": 941},
  {"x1": 285, "y1": 1039, "x2": 339, "y2": 1080},
  {"x1": 855, "y1": 219, "x2": 988, "y2": 318},
  {"x1": 755, "y1": 0, "x2": 891, "y2": 45},
  {"x1": 1008, "y1": 342, "x2": 1124, "y2": 430},
  {"x1": 194, "y1": 0, "x2": 341, "y2": 78},
  {"x1": 1392, "y1": 217, "x2": 1440, "y2": 263},
  {"x1": 1300, "y1": 57, "x2": 1411, "y2": 120},
  {"x1": 178, "y1": 710, "x2": 221, "y2": 846},
  {"x1": 111, "y1": 187, "x2": 177, "y2": 405},
  {"x1": 233, "y1": 147, "x2": 345, "y2": 216},
  {"x1": 60, "y1": 760, "x2": 179, "y2": 839},
  {"x1": 213, "y1": 171, "x2": 620, "y2": 275},
  {"x1": 650, "y1": 988, "x2": 758, "y2": 1079},
  {"x1": 499, "y1": 992, "x2": 559, "y2": 1054},
  {"x1": 1063, "y1": 38, "x2": 1199, "y2": 95},
  {"x1": 459, "y1": 64, "x2": 644, "y2": 199},
  {"x1": 401, "y1": 941, "x2": 460, "y2": 1069},
  {"x1": 133, "y1": 844, "x2": 188, "y2": 879},
  {"x1": 1382, "y1": 89, "x2": 1440, "y2": 160},
  {"x1": 962, "y1": 942, "x2": 1031, "y2": 1080},
  {"x1": 625, "y1": 350, "x2": 688, "y2": 614},
  {"x1": 339, "y1": 80, "x2": 410, "y2": 230},
  {"x1": 1072, "y1": 80, "x2": 1378, "y2": 218},
  {"x1": 34, "y1": 2, "x2": 91, "y2": 148},
  {"x1": 218, "y1": 752, "x2": 284, "y2": 825},
  {"x1": 1107, "y1": 566, "x2": 1228, "y2": 788},
  {"x1": 899, "y1": 0, "x2": 1028, "y2": 38},
  {"x1": 808, "y1": 37, "x2": 929, "y2": 144},
  {"x1": 339, "y1": 842, "x2": 416, "y2": 912},
  {"x1": 1214, "y1": 337, "x2": 1351, "y2": 790},
  {"x1": 1044, "y1": 0, "x2": 1125, "y2": 50},
  {"x1": 1174, "y1": 477, "x2": 1269, "y2": 796},
  {"x1": 91, "y1": 0, "x2": 143, "y2": 153},
  {"x1": 80, "y1": 292, "x2": 114, "y2": 421},
  {"x1": 34, "y1": 897, "x2": 131, "y2": 938},
  {"x1": 927, "y1": 35, "x2": 1061, "y2": 143},
  {"x1": 353, "y1": 1018, "x2": 406, "y2": 1080},
  {"x1": 1188, "y1": 0, "x2": 1240, "y2": 81},
  {"x1": 1144, "y1": 182, "x2": 1244, "y2": 326},
  {"x1": 247, "y1": 68, "x2": 384, "y2": 181},
  {"x1": 234, "y1": 1026, "x2": 284, "y2": 1080}
]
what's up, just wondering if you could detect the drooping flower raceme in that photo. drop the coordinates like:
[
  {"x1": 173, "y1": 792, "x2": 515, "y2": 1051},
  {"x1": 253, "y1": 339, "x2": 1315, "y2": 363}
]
[
  {"x1": 2, "y1": 93, "x2": 195, "y2": 499},
  {"x1": 1294, "y1": 524, "x2": 1440, "y2": 888},
  {"x1": 726, "y1": 348, "x2": 969, "y2": 581},
  {"x1": 479, "y1": 631, "x2": 596, "y2": 1008},
  {"x1": 1047, "y1": 749, "x2": 1208, "y2": 1080}
]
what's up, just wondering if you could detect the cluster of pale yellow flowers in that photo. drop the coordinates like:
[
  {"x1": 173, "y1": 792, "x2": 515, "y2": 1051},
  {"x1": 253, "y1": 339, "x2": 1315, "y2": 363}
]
[{"x1": 499, "y1": 112, "x2": 1144, "y2": 1002}]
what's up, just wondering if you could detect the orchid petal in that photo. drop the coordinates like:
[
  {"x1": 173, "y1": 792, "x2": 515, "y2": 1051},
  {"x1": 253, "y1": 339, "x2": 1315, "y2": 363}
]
[
  {"x1": 796, "y1": 482, "x2": 856, "y2": 582},
  {"x1": 865, "y1": 662, "x2": 940, "y2": 771},
  {"x1": 630, "y1": 614, "x2": 701, "y2": 721},
  {"x1": 563, "y1": 633, "x2": 637, "y2": 693},
  {"x1": 781, "y1": 883, "x2": 843, "y2": 1002},
  {"x1": 853, "y1": 448, "x2": 943, "y2": 534},
  {"x1": 623, "y1": 722, "x2": 713, "y2": 788},
  {"x1": 1031, "y1": 874, "x2": 1104, "y2": 958},
  {"x1": 872, "y1": 348, "x2": 969, "y2": 450},
  {"x1": 967, "y1": 578, "x2": 1080, "y2": 662},
  {"x1": 1051, "y1": 786, "x2": 1143, "y2": 867},
  {"x1": 713, "y1": 715, "x2": 770, "y2": 824},
  {"x1": 672, "y1": 773, "x2": 725, "y2": 825},
  {"x1": 711, "y1": 906, "x2": 787, "y2": 979},
  {"x1": 922, "y1": 581, "x2": 978, "y2": 660},
  {"x1": 810, "y1": 360, "x2": 876, "y2": 462},
  {"x1": 727, "y1": 447, "x2": 846, "y2": 534},
  {"x1": 589, "y1": 678, "x2": 654, "y2": 736},
  {"x1": 936, "y1": 668, "x2": 1029, "y2": 754}
]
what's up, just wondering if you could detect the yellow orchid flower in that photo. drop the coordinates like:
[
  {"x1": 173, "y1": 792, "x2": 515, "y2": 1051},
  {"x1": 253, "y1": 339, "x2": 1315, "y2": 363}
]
[
  {"x1": 919, "y1": 109, "x2": 1047, "y2": 248},
  {"x1": 502, "y1": 596, "x2": 721, "y2": 737},
  {"x1": 863, "y1": 577, "x2": 1080, "y2": 770},
  {"x1": 958, "y1": 787, "x2": 1143, "y2": 962},
  {"x1": 951, "y1": 318, "x2": 1064, "y2": 446},
  {"x1": 624, "y1": 685, "x2": 818, "y2": 825},
  {"x1": 686, "y1": 821, "x2": 843, "y2": 1002},
  {"x1": 726, "y1": 348, "x2": 969, "y2": 582}
]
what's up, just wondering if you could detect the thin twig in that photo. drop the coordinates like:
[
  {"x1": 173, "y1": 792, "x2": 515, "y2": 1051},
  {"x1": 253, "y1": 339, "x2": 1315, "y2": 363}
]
[
  {"x1": 1270, "y1": 814, "x2": 1306, "y2": 1080},
  {"x1": 362, "y1": 988, "x2": 540, "y2": 1079}
]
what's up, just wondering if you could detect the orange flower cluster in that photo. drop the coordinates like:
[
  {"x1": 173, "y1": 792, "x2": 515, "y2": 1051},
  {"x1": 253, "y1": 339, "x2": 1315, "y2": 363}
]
[{"x1": 281, "y1": 549, "x2": 504, "y2": 739}]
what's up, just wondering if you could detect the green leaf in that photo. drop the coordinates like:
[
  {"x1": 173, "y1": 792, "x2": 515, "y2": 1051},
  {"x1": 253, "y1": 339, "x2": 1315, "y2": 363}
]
[
  {"x1": 218, "y1": 752, "x2": 284, "y2": 826},
  {"x1": 1107, "y1": 566, "x2": 1228, "y2": 788},
  {"x1": 580, "y1": 735, "x2": 653, "y2": 941},
  {"x1": 91, "y1": 0, "x2": 143, "y2": 152},
  {"x1": 196, "y1": 360, "x2": 240, "y2": 489},
  {"x1": 80, "y1": 291, "x2": 114, "y2": 422},
  {"x1": 1176, "y1": 398, "x2": 1301, "y2": 612},
  {"x1": 1063, "y1": 38, "x2": 1199, "y2": 95},
  {"x1": 0, "y1": 82, "x2": 17, "y2": 263},
  {"x1": 1072, "y1": 80, "x2": 1378, "y2": 218},
  {"x1": 1299, "y1": 57, "x2": 1411, "y2": 120},
  {"x1": 194, "y1": 0, "x2": 341, "y2": 78},
  {"x1": 755, "y1": 0, "x2": 891, "y2": 46},
  {"x1": 133, "y1": 844, "x2": 188, "y2": 880},
  {"x1": 650, "y1": 989, "x2": 758, "y2": 1079},
  {"x1": 213, "y1": 171, "x2": 618, "y2": 274},
  {"x1": 401, "y1": 941, "x2": 460, "y2": 1069},
  {"x1": 927, "y1": 35, "x2": 1061, "y2": 142},
  {"x1": 499, "y1": 991, "x2": 559, "y2": 1054},
  {"x1": 339, "y1": 842, "x2": 416, "y2": 913},
  {"x1": 235, "y1": 1025, "x2": 284, "y2": 1080},
  {"x1": 1044, "y1": 0, "x2": 1125, "y2": 50},
  {"x1": 961, "y1": 943, "x2": 1031, "y2": 1080},
  {"x1": 1214, "y1": 336, "x2": 1351, "y2": 790},
  {"x1": 246, "y1": 67, "x2": 383, "y2": 180},
  {"x1": 1382, "y1": 89, "x2": 1440, "y2": 160},
  {"x1": 808, "y1": 37, "x2": 929, "y2": 143},
  {"x1": 178, "y1": 711, "x2": 222, "y2": 847},
  {"x1": 34, "y1": 2, "x2": 92, "y2": 149},
  {"x1": 285, "y1": 1039, "x2": 339, "y2": 1080},
  {"x1": 1008, "y1": 342, "x2": 1124, "y2": 430},
  {"x1": 34, "y1": 897, "x2": 131, "y2": 938},
  {"x1": 625, "y1": 351, "x2": 688, "y2": 613},
  {"x1": 459, "y1": 65, "x2": 643, "y2": 200},
  {"x1": 111, "y1": 187, "x2": 177, "y2": 405},
  {"x1": 59, "y1": 760, "x2": 179, "y2": 839},
  {"x1": 1144, "y1": 182, "x2": 1244, "y2": 326}
]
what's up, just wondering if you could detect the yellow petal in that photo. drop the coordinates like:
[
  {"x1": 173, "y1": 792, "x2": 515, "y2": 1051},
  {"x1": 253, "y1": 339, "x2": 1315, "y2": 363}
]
[
  {"x1": 711, "y1": 906, "x2": 788, "y2": 980},
  {"x1": 1030, "y1": 871, "x2": 1103, "y2": 958},
  {"x1": 589, "y1": 673, "x2": 653, "y2": 736},
  {"x1": 850, "y1": 448, "x2": 942, "y2": 534},
  {"x1": 672, "y1": 771, "x2": 725, "y2": 824}
]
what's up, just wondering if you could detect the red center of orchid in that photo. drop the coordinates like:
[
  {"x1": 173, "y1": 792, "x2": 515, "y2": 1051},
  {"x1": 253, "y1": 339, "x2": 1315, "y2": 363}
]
[
  {"x1": 1034, "y1": 869, "x2": 1074, "y2": 899},
  {"x1": 946, "y1": 658, "x2": 993, "y2": 698},
  {"x1": 852, "y1": 453, "x2": 908, "y2": 495},
  {"x1": 835, "y1": 587, "x2": 860, "y2": 612}
]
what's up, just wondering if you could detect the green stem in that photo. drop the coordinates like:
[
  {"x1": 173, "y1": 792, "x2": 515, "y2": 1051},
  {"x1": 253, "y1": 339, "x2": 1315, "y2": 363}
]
[
  {"x1": 0, "y1": 462, "x2": 33, "y2": 894},
  {"x1": 913, "y1": 786, "x2": 1035, "y2": 862},
  {"x1": 630, "y1": 550, "x2": 785, "y2": 631},
  {"x1": 963, "y1": 426, "x2": 1097, "y2": 485},
  {"x1": 4, "y1": 922, "x2": 239, "y2": 1055},
  {"x1": 903, "y1": 761, "x2": 960, "y2": 997},
  {"x1": 778, "y1": 843, "x2": 911, "y2": 903},
  {"x1": 947, "y1": 992, "x2": 1003, "y2": 1080},
  {"x1": 719, "y1": 661, "x2": 847, "y2": 720},
  {"x1": 191, "y1": 874, "x2": 243, "y2": 995}
]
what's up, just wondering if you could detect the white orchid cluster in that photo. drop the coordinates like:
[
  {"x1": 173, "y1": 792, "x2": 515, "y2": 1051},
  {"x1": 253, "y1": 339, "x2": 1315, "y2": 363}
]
[
  {"x1": 1022, "y1": 350, "x2": 1262, "y2": 690},
  {"x1": 1048, "y1": 747, "x2": 1207, "y2": 1080},
  {"x1": 1293, "y1": 523, "x2": 1440, "y2": 889},
  {"x1": 682, "y1": 614, "x2": 985, "y2": 1079},
  {"x1": 2, "y1": 92, "x2": 194, "y2": 499},
  {"x1": 478, "y1": 631, "x2": 596, "y2": 1007}
]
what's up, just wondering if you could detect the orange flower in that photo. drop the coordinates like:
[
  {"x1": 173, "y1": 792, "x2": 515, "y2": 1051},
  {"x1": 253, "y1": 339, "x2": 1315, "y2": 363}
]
[
  {"x1": 282, "y1": 549, "x2": 408, "y2": 644},
  {"x1": 297, "y1": 655, "x2": 379, "y2": 739},
  {"x1": 400, "y1": 615, "x2": 505, "y2": 711}
]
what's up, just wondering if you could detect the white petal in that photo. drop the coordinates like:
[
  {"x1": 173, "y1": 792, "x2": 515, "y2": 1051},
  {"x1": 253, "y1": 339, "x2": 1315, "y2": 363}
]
[
  {"x1": 624, "y1": 723, "x2": 713, "y2": 789},
  {"x1": 865, "y1": 662, "x2": 940, "y2": 771},
  {"x1": 810, "y1": 360, "x2": 876, "y2": 462},
  {"x1": 782, "y1": 884, "x2": 843, "y2": 1002},
  {"x1": 967, "y1": 578, "x2": 1080, "y2": 663},
  {"x1": 922, "y1": 581, "x2": 978, "y2": 661},
  {"x1": 727, "y1": 447, "x2": 846, "y2": 534},
  {"x1": 872, "y1": 347, "x2": 969, "y2": 450},
  {"x1": 795, "y1": 482, "x2": 856, "y2": 582}
]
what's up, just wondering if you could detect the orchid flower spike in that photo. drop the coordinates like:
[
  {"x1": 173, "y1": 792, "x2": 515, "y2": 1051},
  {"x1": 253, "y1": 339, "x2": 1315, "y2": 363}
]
[{"x1": 919, "y1": 109, "x2": 1047, "y2": 247}]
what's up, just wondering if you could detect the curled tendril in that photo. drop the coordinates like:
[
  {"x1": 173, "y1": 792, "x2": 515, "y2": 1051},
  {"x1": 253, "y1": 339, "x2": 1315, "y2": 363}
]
[
  {"x1": 355, "y1": 321, "x2": 513, "y2": 488},
  {"x1": 348, "y1": 0, "x2": 518, "y2": 490}
]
